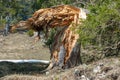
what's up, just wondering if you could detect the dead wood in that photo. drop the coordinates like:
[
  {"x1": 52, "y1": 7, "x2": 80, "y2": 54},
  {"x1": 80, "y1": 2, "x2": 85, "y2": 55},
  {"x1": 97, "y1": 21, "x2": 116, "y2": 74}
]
[
  {"x1": 11, "y1": 5, "x2": 87, "y2": 70},
  {"x1": 27, "y1": 5, "x2": 87, "y2": 69}
]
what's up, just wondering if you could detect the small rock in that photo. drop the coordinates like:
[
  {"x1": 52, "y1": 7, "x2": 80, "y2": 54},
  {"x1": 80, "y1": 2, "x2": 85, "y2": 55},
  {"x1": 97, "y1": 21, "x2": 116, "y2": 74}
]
[
  {"x1": 97, "y1": 72, "x2": 106, "y2": 78},
  {"x1": 93, "y1": 65, "x2": 101, "y2": 73},
  {"x1": 74, "y1": 69, "x2": 80, "y2": 76},
  {"x1": 81, "y1": 75, "x2": 89, "y2": 80},
  {"x1": 46, "y1": 71, "x2": 49, "y2": 76}
]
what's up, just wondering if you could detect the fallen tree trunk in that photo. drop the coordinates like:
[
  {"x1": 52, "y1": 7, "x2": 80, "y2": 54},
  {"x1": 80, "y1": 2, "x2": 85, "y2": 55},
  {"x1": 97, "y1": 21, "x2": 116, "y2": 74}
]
[{"x1": 0, "y1": 59, "x2": 49, "y2": 64}]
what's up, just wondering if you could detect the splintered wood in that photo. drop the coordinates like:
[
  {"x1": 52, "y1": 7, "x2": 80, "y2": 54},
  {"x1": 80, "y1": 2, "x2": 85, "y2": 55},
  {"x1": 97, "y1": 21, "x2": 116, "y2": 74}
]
[
  {"x1": 27, "y1": 5, "x2": 82, "y2": 31},
  {"x1": 27, "y1": 5, "x2": 86, "y2": 68},
  {"x1": 14, "y1": 5, "x2": 87, "y2": 68}
]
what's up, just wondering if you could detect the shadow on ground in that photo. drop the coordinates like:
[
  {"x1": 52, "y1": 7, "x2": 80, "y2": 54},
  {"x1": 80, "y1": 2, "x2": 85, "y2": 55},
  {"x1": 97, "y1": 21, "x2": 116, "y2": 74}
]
[{"x1": 0, "y1": 62, "x2": 48, "y2": 77}]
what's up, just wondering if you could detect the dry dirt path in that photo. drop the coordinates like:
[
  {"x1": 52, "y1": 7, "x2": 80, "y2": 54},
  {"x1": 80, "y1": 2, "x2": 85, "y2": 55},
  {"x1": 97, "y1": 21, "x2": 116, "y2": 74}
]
[{"x1": 0, "y1": 33, "x2": 50, "y2": 60}]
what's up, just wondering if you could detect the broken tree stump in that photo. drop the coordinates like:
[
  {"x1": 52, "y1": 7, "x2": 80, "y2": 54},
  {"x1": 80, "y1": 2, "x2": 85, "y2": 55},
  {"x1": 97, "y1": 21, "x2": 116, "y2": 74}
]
[{"x1": 11, "y1": 5, "x2": 87, "y2": 70}]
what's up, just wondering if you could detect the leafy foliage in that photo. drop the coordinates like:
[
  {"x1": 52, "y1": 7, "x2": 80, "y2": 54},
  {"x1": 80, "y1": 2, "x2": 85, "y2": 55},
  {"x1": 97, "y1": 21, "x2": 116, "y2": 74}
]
[
  {"x1": 78, "y1": 0, "x2": 120, "y2": 48},
  {"x1": 0, "y1": 0, "x2": 34, "y2": 28},
  {"x1": 27, "y1": 29, "x2": 34, "y2": 37}
]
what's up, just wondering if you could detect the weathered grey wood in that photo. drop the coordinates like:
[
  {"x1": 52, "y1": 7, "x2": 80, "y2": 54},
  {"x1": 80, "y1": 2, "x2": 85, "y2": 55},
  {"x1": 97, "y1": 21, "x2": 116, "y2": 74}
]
[
  {"x1": 65, "y1": 42, "x2": 81, "y2": 68},
  {"x1": 57, "y1": 45, "x2": 66, "y2": 67}
]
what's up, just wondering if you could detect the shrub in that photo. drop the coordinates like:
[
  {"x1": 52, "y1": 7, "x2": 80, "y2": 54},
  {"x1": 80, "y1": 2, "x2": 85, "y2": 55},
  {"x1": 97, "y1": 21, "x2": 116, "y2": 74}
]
[
  {"x1": 27, "y1": 29, "x2": 34, "y2": 37},
  {"x1": 78, "y1": 0, "x2": 120, "y2": 48}
]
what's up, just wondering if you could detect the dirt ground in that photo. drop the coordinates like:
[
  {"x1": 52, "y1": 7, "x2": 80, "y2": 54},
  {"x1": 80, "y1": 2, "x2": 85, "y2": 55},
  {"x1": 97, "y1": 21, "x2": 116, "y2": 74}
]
[
  {"x1": 0, "y1": 58, "x2": 120, "y2": 80},
  {"x1": 0, "y1": 32, "x2": 50, "y2": 77},
  {"x1": 0, "y1": 32, "x2": 120, "y2": 80},
  {"x1": 0, "y1": 32, "x2": 50, "y2": 60}
]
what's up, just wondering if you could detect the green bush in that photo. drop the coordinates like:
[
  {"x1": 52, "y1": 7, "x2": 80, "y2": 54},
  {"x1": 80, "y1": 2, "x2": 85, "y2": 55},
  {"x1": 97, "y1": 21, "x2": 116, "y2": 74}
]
[
  {"x1": 27, "y1": 29, "x2": 34, "y2": 37},
  {"x1": 78, "y1": 0, "x2": 120, "y2": 48}
]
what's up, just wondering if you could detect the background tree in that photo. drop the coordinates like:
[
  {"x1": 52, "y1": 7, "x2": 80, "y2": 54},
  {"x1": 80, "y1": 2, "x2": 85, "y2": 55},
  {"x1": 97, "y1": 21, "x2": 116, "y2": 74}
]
[
  {"x1": 0, "y1": 0, "x2": 34, "y2": 29},
  {"x1": 78, "y1": 0, "x2": 120, "y2": 60}
]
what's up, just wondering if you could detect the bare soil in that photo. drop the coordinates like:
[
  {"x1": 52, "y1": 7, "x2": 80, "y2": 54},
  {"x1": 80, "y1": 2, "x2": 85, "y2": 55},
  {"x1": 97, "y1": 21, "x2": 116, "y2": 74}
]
[
  {"x1": 0, "y1": 33, "x2": 120, "y2": 80},
  {"x1": 0, "y1": 32, "x2": 50, "y2": 60},
  {"x1": 0, "y1": 58, "x2": 120, "y2": 80},
  {"x1": 0, "y1": 32, "x2": 50, "y2": 77}
]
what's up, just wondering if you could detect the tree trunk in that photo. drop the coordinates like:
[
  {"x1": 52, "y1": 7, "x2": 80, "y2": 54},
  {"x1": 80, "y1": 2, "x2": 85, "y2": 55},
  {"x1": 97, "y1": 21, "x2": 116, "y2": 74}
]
[
  {"x1": 47, "y1": 25, "x2": 82, "y2": 70},
  {"x1": 64, "y1": 42, "x2": 82, "y2": 68}
]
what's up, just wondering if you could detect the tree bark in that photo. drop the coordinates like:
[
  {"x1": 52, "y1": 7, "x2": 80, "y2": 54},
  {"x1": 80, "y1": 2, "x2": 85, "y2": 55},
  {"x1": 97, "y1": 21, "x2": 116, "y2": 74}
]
[
  {"x1": 64, "y1": 42, "x2": 81, "y2": 68},
  {"x1": 47, "y1": 25, "x2": 82, "y2": 70},
  {"x1": 10, "y1": 5, "x2": 86, "y2": 70}
]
